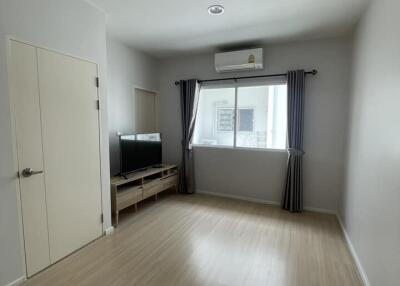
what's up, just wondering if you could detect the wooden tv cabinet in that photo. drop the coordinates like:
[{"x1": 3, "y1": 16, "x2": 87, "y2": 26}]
[{"x1": 110, "y1": 165, "x2": 178, "y2": 226}]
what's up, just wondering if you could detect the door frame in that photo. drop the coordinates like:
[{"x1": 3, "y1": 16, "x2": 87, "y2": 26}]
[
  {"x1": 5, "y1": 37, "x2": 107, "y2": 279},
  {"x1": 132, "y1": 85, "x2": 160, "y2": 133}
]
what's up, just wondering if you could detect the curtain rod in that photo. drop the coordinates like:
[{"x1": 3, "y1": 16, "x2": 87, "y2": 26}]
[{"x1": 174, "y1": 69, "x2": 318, "y2": 86}]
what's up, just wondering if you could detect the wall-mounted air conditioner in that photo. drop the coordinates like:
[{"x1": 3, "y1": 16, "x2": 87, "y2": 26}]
[{"x1": 215, "y1": 48, "x2": 263, "y2": 73}]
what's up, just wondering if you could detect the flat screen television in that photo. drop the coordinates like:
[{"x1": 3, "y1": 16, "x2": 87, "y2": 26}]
[{"x1": 119, "y1": 133, "x2": 162, "y2": 176}]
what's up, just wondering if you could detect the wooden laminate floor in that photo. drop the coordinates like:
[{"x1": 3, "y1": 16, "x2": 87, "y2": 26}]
[{"x1": 24, "y1": 193, "x2": 363, "y2": 286}]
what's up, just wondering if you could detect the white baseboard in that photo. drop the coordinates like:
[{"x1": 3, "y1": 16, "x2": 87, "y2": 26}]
[
  {"x1": 303, "y1": 206, "x2": 337, "y2": 215},
  {"x1": 196, "y1": 190, "x2": 336, "y2": 215},
  {"x1": 104, "y1": 226, "x2": 114, "y2": 236},
  {"x1": 4, "y1": 276, "x2": 25, "y2": 286},
  {"x1": 336, "y1": 213, "x2": 370, "y2": 286},
  {"x1": 197, "y1": 190, "x2": 280, "y2": 207}
]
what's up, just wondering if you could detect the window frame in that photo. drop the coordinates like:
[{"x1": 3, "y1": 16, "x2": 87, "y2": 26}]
[{"x1": 193, "y1": 80, "x2": 288, "y2": 151}]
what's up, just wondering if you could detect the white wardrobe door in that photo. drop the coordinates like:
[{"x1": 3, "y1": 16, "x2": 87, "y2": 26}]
[
  {"x1": 9, "y1": 41, "x2": 50, "y2": 276},
  {"x1": 37, "y1": 48, "x2": 103, "y2": 263}
]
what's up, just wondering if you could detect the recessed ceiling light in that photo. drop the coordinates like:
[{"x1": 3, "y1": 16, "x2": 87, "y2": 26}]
[{"x1": 208, "y1": 5, "x2": 225, "y2": 15}]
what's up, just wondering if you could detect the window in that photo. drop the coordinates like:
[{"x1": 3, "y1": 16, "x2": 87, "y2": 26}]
[{"x1": 193, "y1": 82, "x2": 287, "y2": 150}]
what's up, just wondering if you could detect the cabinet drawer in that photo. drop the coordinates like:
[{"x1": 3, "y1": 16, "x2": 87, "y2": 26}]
[
  {"x1": 116, "y1": 186, "x2": 142, "y2": 211},
  {"x1": 143, "y1": 179, "x2": 163, "y2": 199},
  {"x1": 143, "y1": 178, "x2": 162, "y2": 188},
  {"x1": 162, "y1": 175, "x2": 178, "y2": 189}
]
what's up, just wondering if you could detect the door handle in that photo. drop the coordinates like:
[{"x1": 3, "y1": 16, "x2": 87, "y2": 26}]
[{"x1": 21, "y1": 168, "x2": 44, "y2": 178}]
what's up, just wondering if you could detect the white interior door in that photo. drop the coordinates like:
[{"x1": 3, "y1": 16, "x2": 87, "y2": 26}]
[
  {"x1": 10, "y1": 41, "x2": 51, "y2": 277},
  {"x1": 36, "y1": 48, "x2": 103, "y2": 263},
  {"x1": 134, "y1": 89, "x2": 158, "y2": 133}
]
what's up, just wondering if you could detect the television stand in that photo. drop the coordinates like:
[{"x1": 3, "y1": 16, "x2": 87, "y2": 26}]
[{"x1": 110, "y1": 164, "x2": 178, "y2": 226}]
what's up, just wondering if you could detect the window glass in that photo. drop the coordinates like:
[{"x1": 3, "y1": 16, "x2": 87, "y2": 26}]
[
  {"x1": 193, "y1": 87, "x2": 235, "y2": 147},
  {"x1": 193, "y1": 83, "x2": 287, "y2": 150},
  {"x1": 236, "y1": 84, "x2": 287, "y2": 149}
]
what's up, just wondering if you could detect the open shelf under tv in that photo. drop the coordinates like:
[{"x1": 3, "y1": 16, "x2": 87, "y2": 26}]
[{"x1": 110, "y1": 164, "x2": 178, "y2": 226}]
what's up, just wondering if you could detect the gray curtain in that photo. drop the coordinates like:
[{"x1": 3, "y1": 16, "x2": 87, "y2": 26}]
[
  {"x1": 179, "y1": 79, "x2": 200, "y2": 194},
  {"x1": 282, "y1": 70, "x2": 305, "y2": 212}
]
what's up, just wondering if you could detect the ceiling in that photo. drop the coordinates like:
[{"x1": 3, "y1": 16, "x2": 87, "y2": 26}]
[{"x1": 88, "y1": 0, "x2": 369, "y2": 58}]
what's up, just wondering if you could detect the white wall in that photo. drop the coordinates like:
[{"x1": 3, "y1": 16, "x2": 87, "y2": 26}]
[
  {"x1": 0, "y1": 1, "x2": 111, "y2": 285},
  {"x1": 159, "y1": 37, "x2": 352, "y2": 211},
  {"x1": 339, "y1": 0, "x2": 400, "y2": 285},
  {"x1": 106, "y1": 37, "x2": 160, "y2": 175}
]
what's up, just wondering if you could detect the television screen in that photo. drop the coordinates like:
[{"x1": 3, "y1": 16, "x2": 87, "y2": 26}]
[{"x1": 119, "y1": 133, "x2": 162, "y2": 175}]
